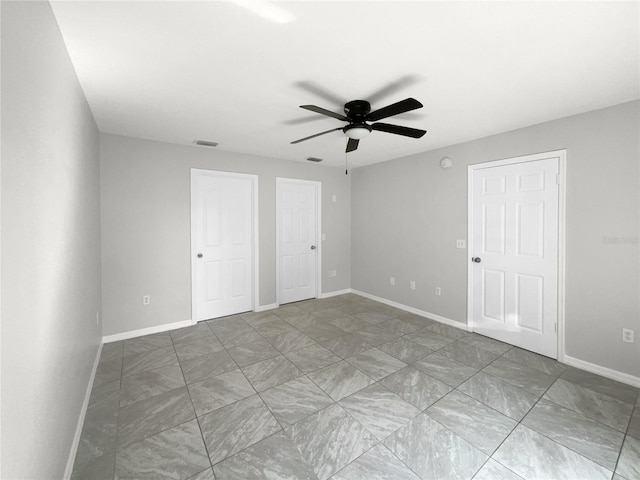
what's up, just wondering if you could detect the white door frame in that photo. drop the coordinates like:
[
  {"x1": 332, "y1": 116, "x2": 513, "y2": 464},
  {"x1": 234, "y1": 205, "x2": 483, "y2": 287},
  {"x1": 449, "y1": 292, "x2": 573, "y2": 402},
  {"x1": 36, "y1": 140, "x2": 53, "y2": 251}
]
[
  {"x1": 275, "y1": 177, "x2": 322, "y2": 306},
  {"x1": 467, "y1": 150, "x2": 567, "y2": 361},
  {"x1": 190, "y1": 168, "x2": 259, "y2": 323}
]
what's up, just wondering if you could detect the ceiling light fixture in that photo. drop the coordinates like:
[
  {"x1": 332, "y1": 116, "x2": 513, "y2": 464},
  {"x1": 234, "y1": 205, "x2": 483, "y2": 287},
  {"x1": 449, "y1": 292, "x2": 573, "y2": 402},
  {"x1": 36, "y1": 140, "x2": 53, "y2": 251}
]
[
  {"x1": 306, "y1": 157, "x2": 323, "y2": 162},
  {"x1": 343, "y1": 123, "x2": 372, "y2": 140}
]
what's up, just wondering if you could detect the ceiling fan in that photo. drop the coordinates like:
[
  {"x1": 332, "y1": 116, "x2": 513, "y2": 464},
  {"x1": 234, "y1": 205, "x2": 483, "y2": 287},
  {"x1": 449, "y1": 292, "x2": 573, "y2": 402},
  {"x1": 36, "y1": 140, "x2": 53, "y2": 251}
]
[{"x1": 290, "y1": 97, "x2": 427, "y2": 153}]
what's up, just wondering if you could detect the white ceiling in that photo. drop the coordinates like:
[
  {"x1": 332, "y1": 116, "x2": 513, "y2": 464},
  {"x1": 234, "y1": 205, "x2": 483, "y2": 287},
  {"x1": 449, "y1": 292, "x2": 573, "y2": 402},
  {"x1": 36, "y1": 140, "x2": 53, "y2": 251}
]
[{"x1": 50, "y1": 1, "x2": 639, "y2": 168}]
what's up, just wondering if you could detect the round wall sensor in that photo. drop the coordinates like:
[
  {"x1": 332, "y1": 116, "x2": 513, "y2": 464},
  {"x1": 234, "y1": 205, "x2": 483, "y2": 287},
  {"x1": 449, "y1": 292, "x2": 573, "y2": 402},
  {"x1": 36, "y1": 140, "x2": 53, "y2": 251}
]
[{"x1": 440, "y1": 157, "x2": 452, "y2": 169}]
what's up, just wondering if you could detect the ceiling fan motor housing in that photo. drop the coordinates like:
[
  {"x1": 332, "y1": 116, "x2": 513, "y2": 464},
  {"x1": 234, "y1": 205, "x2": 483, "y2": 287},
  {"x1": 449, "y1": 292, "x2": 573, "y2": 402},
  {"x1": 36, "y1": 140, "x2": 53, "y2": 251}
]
[{"x1": 344, "y1": 100, "x2": 371, "y2": 120}]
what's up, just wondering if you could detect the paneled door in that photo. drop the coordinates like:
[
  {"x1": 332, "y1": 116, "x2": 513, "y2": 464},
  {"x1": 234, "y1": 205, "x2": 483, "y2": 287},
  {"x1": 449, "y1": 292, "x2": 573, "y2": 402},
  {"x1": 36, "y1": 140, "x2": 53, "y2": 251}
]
[
  {"x1": 191, "y1": 169, "x2": 257, "y2": 321},
  {"x1": 277, "y1": 178, "x2": 320, "y2": 305},
  {"x1": 469, "y1": 153, "x2": 561, "y2": 358}
]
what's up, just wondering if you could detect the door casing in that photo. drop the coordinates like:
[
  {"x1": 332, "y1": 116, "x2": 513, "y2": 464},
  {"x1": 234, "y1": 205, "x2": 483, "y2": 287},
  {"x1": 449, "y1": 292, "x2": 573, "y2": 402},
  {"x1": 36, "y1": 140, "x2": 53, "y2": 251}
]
[{"x1": 467, "y1": 150, "x2": 566, "y2": 361}]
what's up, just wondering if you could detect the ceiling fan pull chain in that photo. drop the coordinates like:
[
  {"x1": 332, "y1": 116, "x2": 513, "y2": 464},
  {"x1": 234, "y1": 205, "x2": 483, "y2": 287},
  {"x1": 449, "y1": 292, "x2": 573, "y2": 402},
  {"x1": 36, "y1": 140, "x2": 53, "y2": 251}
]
[{"x1": 345, "y1": 149, "x2": 348, "y2": 175}]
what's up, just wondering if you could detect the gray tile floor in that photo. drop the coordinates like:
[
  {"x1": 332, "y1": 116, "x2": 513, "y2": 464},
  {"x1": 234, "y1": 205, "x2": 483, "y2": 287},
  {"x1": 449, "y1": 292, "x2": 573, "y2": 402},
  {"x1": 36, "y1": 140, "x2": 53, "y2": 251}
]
[{"x1": 73, "y1": 294, "x2": 640, "y2": 480}]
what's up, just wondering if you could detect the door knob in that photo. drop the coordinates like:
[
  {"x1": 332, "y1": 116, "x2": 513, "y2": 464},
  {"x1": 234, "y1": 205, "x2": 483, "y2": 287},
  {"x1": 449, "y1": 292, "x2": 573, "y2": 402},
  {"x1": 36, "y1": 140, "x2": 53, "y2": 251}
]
[
  {"x1": 197, "y1": 253, "x2": 203, "y2": 258},
  {"x1": 472, "y1": 257, "x2": 481, "y2": 263},
  {"x1": 310, "y1": 245, "x2": 316, "y2": 250}
]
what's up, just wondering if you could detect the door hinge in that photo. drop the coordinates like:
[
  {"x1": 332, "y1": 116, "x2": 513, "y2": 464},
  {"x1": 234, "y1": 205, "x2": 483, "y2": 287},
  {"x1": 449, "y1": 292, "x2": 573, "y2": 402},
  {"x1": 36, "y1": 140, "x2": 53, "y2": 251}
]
[
  {"x1": 556, "y1": 174, "x2": 560, "y2": 185},
  {"x1": 554, "y1": 323, "x2": 557, "y2": 333}
]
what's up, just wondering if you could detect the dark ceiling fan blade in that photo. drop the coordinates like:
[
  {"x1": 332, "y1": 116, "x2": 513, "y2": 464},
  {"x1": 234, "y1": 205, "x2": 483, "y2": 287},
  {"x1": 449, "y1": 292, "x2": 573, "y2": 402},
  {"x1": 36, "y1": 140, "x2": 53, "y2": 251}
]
[
  {"x1": 290, "y1": 127, "x2": 343, "y2": 144},
  {"x1": 300, "y1": 105, "x2": 349, "y2": 121},
  {"x1": 295, "y1": 81, "x2": 345, "y2": 107},
  {"x1": 346, "y1": 138, "x2": 359, "y2": 153},
  {"x1": 366, "y1": 98, "x2": 423, "y2": 122},
  {"x1": 371, "y1": 122, "x2": 427, "y2": 138},
  {"x1": 365, "y1": 76, "x2": 420, "y2": 104},
  {"x1": 284, "y1": 115, "x2": 329, "y2": 126}
]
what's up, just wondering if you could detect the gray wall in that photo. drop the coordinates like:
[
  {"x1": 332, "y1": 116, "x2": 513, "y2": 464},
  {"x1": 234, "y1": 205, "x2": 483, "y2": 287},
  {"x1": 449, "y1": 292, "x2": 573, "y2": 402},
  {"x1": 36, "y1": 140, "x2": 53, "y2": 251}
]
[
  {"x1": 352, "y1": 101, "x2": 640, "y2": 377},
  {"x1": 1, "y1": 1, "x2": 102, "y2": 478},
  {"x1": 100, "y1": 134, "x2": 351, "y2": 336}
]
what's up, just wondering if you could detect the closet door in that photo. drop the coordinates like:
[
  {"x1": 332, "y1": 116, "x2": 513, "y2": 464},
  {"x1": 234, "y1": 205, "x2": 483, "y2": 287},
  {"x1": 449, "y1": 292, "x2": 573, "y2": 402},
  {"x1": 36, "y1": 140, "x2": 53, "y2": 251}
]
[{"x1": 192, "y1": 169, "x2": 256, "y2": 320}]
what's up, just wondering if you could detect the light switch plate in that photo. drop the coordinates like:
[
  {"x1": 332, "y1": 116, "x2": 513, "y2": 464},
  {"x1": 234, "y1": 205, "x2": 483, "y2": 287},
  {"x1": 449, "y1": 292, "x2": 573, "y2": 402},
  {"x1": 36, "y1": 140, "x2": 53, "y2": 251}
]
[{"x1": 456, "y1": 239, "x2": 466, "y2": 249}]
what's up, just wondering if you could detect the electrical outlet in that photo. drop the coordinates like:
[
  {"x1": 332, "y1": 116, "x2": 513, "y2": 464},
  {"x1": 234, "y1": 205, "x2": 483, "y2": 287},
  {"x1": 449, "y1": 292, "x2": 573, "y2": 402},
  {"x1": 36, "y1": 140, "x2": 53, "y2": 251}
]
[
  {"x1": 410, "y1": 280, "x2": 416, "y2": 290},
  {"x1": 390, "y1": 276, "x2": 395, "y2": 286},
  {"x1": 143, "y1": 295, "x2": 151, "y2": 306},
  {"x1": 622, "y1": 328, "x2": 634, "y2": 343},
  {"x1": 328, "y1": 270, "x2": 337, "y2": 278},
  {"x1": 456, "y1": 239, "x2": 466, "y2": 249},
  {"x1": 435, "y1": 287, "x2": 441, "y2": 296}
]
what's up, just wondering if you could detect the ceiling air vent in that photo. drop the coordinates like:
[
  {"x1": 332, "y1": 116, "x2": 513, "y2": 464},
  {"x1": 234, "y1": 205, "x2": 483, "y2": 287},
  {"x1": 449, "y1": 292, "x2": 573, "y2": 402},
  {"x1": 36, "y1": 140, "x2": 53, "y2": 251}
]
[
  {"x1": 306, "y1": 157, "x2": 323, "y2": 162},
  {"x1": 193, "y1": 139, "x2": 219, "y2": 147}
]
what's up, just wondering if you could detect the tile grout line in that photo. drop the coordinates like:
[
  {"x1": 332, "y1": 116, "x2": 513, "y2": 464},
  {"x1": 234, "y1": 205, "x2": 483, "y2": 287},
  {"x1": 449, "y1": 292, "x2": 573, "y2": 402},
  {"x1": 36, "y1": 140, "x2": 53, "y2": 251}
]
[
  {"x1": 185, "y1": 318, "x2": 313, "y2": 472},
  {"x1": 76, "y1": 296, "x2": 639, "y2": 480},
  {"x1": 410, "y1": 338, "x2": 629, "y2": 476},
  {"x1": 491, "y1": 363, "x2": 622, "y2": 476},
  {"x1": 610, "y1": 396, "x2": 640, "y2": 478},
  {"x1": 169, "y1": 333, "x2": 214, "y2": 474}
]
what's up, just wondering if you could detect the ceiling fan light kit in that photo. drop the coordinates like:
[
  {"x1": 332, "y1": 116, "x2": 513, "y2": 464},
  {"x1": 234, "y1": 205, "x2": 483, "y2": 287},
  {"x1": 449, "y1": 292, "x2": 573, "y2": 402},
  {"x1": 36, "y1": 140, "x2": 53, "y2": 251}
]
[
  {"x1": 291, "y1": 94, "x2": 427, "y2": 153},
  {"x1": 343, "y1": 123, "x2": 372, "y2": 139}
]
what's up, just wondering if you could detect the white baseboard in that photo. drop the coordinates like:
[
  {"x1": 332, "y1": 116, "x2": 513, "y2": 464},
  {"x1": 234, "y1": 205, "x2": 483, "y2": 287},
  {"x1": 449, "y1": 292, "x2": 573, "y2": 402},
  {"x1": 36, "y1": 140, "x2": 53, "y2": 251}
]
[
  {"x1": 255, "y1": 303, "x2": 278, "y2": 312},
  {"x1": 319, "y1": 288, "x2": 352, "y2": 299},
  {"x1": 351, "y1": 290, "x2": 640, "y2": 388},
  {"x1": 563, "y1": 354, "x2": 640, "y2": 388},
  {"x1": 64, "y1": 341, "x2": 103, "y2": 479},
  {"x1": 351, "y1": 289, "x2": 470, "y2": 332},
  {"x1": 103, "y1": 319, "x2": 194, "y2": 343}
]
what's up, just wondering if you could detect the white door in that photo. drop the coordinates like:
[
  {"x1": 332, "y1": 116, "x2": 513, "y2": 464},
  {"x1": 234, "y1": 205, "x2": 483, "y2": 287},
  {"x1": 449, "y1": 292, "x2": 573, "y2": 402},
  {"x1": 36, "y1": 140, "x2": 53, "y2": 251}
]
[
  {"x1": 277, "y1": 178, "x2": 320, "y2": 305},
  {"x1": 191, "y1": 169, "x2": 256, "y2": 321},
  {"x1": 469, "y1": 154, "x2": 560, "y2": 358}
]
